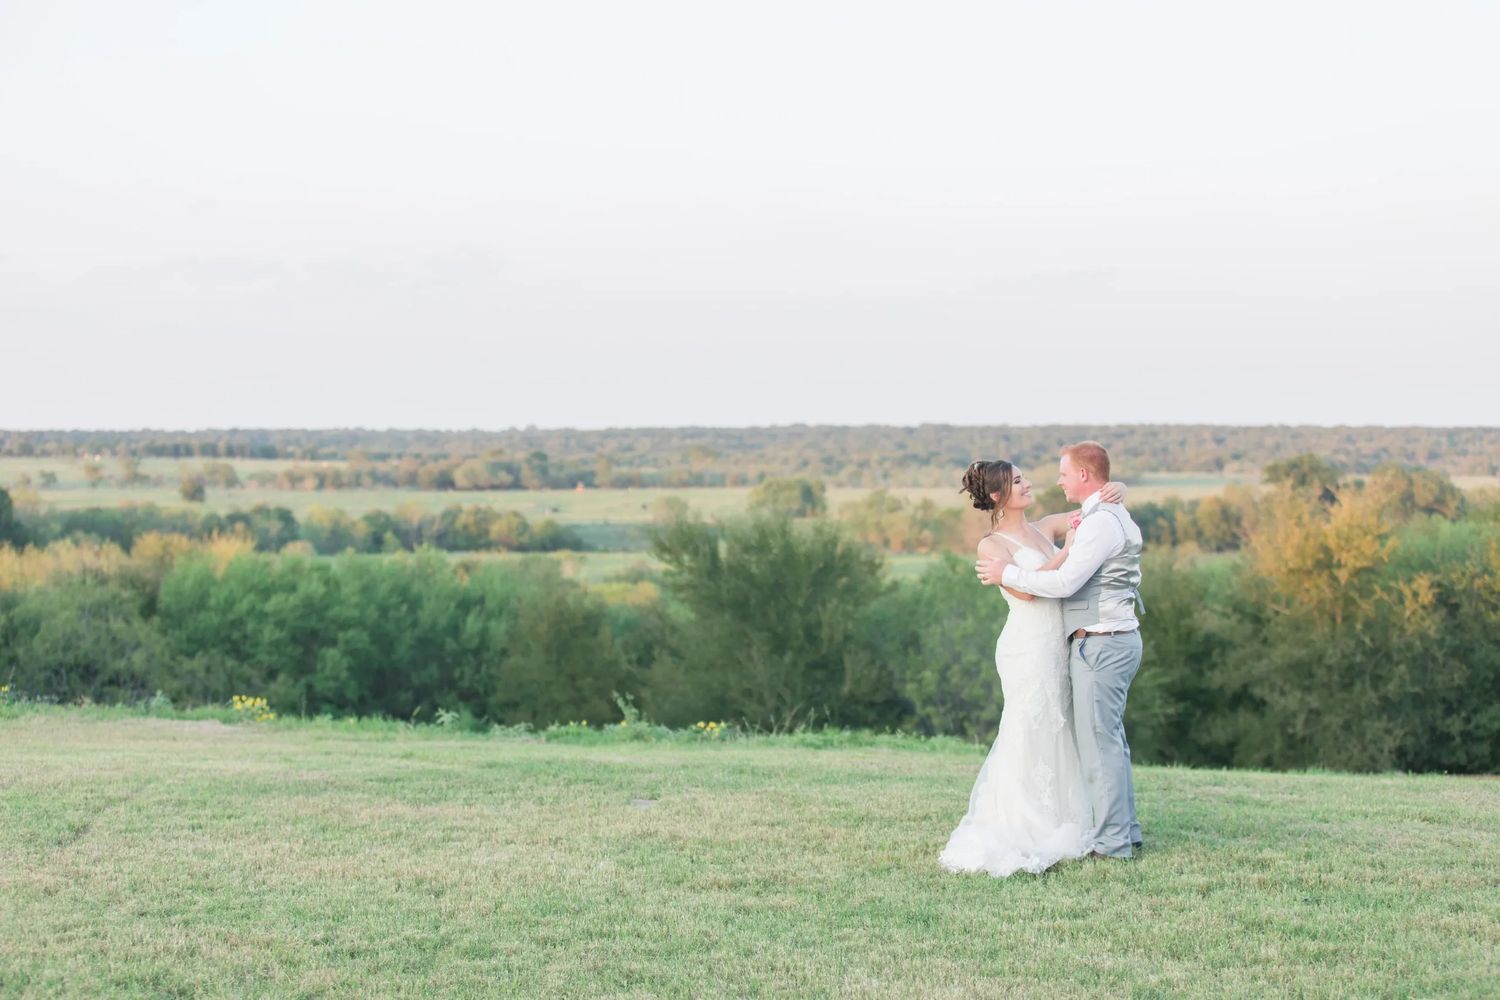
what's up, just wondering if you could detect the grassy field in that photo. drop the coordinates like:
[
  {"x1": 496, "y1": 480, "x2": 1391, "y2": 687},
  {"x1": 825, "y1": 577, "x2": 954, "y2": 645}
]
[
  {"x1": 0, "y1": 457, "x2": 1273, "y2": 565},
  {"x1": 2, "y1": 712, "x2": 1496, "y2": 998},
  {"x1": 3, "y1": 458, "x2": 1490, "y2": 580},
  {"x1": 5, "y1": 456, "x2": 1495, "y2": 515},
  {"x1": 0, "y1": 456, "x2": 1272, "y2": 517}
]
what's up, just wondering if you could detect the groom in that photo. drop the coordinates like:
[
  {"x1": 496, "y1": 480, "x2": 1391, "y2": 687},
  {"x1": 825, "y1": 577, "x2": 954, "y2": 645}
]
[{"x1": 976, "y1": 441, "x2": 1145, "y2": 860}]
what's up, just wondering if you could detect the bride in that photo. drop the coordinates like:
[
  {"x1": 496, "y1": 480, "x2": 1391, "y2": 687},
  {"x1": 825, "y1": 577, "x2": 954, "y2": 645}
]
[{"x1": 939, "y1": 459, "x2": 1125, "y2": 877}]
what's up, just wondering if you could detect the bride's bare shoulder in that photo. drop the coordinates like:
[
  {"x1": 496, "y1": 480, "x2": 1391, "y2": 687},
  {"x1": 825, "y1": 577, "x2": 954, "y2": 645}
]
[{"x1": 976, "y1": 533, "x2": 1011, "y2": 557}]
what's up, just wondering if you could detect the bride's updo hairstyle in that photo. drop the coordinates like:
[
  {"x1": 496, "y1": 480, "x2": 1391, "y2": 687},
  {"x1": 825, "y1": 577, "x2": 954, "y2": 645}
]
[{"x1": 961, "y1": 460, "x2": 1015, "y2": 527}]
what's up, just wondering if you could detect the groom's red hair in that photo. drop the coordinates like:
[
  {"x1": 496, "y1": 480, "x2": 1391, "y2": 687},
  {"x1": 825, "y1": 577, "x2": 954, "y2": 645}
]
[{"x1": 1061, "y1": 441, "x2": 1110, "y2": 483}]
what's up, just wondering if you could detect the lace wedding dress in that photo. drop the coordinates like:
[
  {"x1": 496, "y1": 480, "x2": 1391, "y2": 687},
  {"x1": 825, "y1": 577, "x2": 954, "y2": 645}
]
[{"x1": 939, "y1": 539, "x2": 1091, "y2": 876}]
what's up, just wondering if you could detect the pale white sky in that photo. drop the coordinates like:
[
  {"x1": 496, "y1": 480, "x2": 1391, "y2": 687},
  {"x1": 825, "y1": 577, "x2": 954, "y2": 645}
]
[{"x1": 2, "y1": 1, "x2": 1497, "y2": 429}]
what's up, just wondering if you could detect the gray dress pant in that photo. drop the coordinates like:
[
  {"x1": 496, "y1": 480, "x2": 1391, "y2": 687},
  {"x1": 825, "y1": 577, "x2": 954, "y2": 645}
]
[{"x1": 1069, "y1": 631, "x2": 1143, "y2": 857}]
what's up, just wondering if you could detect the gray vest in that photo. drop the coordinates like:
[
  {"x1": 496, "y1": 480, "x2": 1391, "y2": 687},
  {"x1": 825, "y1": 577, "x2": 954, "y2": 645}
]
[{"x1": 1061, "y1": 502, "x2": 1145, "y2": 634}]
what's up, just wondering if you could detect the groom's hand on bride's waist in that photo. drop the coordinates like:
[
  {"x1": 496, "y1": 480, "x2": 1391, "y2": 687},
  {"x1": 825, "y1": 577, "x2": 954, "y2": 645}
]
[{"x1": 975, "y1": 552, "x2": 1011, "y2": 586}]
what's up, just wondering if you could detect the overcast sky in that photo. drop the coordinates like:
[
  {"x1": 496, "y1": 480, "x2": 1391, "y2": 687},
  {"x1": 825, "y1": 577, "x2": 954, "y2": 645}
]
[{"x1": 2, "y1": 1, "x2": 1496, "y2": 430}]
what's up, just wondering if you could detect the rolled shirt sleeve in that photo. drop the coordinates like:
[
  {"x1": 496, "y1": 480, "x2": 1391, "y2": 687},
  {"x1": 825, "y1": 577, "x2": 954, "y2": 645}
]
[{"x1": 1001, "y1": 511, "x2": 1124, "y2": 598}]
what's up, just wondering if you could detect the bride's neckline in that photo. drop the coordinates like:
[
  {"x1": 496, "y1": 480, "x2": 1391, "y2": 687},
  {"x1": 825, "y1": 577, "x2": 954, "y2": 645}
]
[{"x1": 988, "y1": 525, "x2": 1054, "y2": 555}]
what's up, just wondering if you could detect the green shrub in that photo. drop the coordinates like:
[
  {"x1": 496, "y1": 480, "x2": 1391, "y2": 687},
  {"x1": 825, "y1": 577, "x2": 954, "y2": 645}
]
[
  {"x1": 862, "y1": 553, "x2": 1003, "y2": 740},
  {"x1": 0, "y1": 580, "x2": 175, "y2": 703},
  {"x1": 650, "y1": 513, "x2": 886, "y2": 730}
]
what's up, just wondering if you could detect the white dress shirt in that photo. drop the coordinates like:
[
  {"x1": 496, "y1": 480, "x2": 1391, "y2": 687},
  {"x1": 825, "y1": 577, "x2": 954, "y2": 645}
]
[{"x1": 1001, "y1": 492, "x2": 1138, "y2": 632}]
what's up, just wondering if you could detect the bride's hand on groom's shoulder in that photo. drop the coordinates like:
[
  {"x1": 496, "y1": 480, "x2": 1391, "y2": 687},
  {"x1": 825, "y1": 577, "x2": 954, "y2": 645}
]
[{"x1": 1099, "y1": 481, "x2": 1127, "y2": 505}]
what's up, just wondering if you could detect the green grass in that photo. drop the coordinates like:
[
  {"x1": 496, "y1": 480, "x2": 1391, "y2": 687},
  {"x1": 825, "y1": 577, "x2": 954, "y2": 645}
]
[{"x1": 2, "y1": 712, "x2": 1496, "y2": 998}]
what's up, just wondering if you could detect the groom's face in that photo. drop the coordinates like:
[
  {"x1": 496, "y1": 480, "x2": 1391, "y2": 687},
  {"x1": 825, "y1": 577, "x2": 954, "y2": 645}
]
[{"x1": 1057, "y1": 454, "x2": 1088, "y2": 503}]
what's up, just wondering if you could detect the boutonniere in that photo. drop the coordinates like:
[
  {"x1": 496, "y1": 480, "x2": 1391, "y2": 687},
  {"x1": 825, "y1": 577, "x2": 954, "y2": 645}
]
[{"x1": 1068, "y1": 512, "x2": 1083, "y2": 530}]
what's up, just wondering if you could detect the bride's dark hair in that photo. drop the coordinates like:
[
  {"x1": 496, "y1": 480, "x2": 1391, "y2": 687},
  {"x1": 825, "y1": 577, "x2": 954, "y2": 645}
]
[{"x1": 961, "y1": 460, "x2": 1015, "y2": 527}]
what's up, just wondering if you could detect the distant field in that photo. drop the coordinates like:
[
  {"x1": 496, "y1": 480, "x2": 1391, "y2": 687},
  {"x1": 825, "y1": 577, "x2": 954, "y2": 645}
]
[
  {"x1": 0, "y1": 465, "x2": 1268, "y2": 561},
  {"x1": 0, "y1": 456, "x2": 302, "y2": 490},
  {"x1": 2, "y1": 456, "x2": 1265, "y2": 518},
  {"x1": 9, "y1": 458, "x2": 1492, "y2": 565}
]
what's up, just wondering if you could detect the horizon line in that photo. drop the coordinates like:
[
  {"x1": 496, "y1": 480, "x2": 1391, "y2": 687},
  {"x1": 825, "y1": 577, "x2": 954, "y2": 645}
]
[{"x1": 4, "y1": 421, "x2": 1499, "y2": 435}]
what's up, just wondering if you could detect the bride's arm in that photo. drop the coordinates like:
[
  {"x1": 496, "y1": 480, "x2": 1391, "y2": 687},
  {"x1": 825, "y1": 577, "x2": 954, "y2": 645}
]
[
  {"x1": 978, "y1": 536, "x2": 1034, "y2": 602},
  {"x1": 1034, "y1": 481, "x2": 1128, "y2": 544},
  {"x1": 1033, "y1": 512, "x2": 1074, "y2": 546},
  {"x1": 1038, "y1": 531, "x2": 1075, "y2": 571}
]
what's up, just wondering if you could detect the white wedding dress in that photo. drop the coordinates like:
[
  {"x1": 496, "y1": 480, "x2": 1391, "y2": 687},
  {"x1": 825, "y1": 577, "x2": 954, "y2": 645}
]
[{"x1": 939, "y1": 539, "x2": 1092, "y2": 876}]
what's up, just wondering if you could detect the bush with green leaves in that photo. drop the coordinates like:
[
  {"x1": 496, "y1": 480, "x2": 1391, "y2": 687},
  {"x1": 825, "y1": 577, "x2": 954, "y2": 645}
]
[
  {"x1": 154, "y1": 549, "x2": 627, "y2": 725},
  {"x1": 860, "y1": 553, "x2": 1003, "y2": 739},
  {"x1": 648, "y1": 513, "x2": 887, "y2": 730},
  {"x1": 0, "y1": 580, "x2": 174, "y2": 704}
]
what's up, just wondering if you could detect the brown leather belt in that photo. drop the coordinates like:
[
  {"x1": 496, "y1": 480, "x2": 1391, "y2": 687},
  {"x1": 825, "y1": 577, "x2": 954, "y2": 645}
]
[{"x1": 1072, "y1": 628, "x2": 1138, "y2": 639}]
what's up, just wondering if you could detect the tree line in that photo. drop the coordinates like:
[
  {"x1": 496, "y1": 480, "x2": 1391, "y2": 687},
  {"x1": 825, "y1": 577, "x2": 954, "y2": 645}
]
[
  {"x1": 5, "y1": 499, "x2": 581, "y2": 555},
  {"x1": 2, "y1": 461, "x2": 1497, "y2": 774},
  {"x1": 5, "y1": 424, "x2": 1499, "y2": 486}
]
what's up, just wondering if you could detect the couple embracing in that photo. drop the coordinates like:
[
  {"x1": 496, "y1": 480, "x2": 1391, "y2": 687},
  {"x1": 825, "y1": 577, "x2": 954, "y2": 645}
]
[{"x1": 940, "y1": 441, "x2": 1145, "y2": 877}]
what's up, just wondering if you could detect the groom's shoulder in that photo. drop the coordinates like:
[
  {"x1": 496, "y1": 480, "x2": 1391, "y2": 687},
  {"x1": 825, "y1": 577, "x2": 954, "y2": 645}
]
[
  {"x1": 1095, "y1": 502, "x2": 1143, "y2": 541},
  {"x1": 1091, "y1": 502, "x2": 1137, "y2": 529}
]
